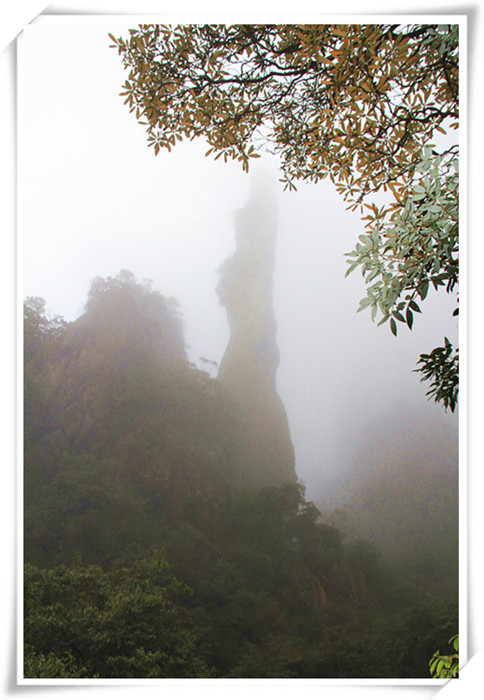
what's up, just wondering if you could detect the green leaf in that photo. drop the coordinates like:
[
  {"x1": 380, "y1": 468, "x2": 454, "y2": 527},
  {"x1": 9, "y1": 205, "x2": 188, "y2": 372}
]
[
  {"x1": 419, "y1": 280, "x2": 429, "y2": 300},
  {"x1": 345, "y1": 262, "x2": 359, "y2": 277},
  {"x1": 357, "y1": 297, "x2": 372, "y2": 312},
  {"x1": 406, "y1": 307, "x2": 414, "y2": 329},
  {"x1": 390, "y1": 318, "x2": 397, "y2": 336}
]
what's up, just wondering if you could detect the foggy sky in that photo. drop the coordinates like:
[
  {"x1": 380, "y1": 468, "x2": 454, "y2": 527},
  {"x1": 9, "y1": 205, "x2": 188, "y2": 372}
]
[{"x1": 20, "y1": 18, "x2": 458, "y2": 498}]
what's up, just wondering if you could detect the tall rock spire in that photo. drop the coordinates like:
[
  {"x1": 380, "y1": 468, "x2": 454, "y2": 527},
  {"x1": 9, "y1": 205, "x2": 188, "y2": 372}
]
[{"x1": 216, "y1": 169, "x2": 296, "y2": 487}]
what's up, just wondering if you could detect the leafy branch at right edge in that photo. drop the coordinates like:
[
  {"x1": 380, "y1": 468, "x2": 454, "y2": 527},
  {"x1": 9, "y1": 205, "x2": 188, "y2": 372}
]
[
  {"x1": 346, "y1": 145, "x2": 459, "y2": 413},
  {"x1": 429, "y1": 634, "x2": 459, "y2": 679}
]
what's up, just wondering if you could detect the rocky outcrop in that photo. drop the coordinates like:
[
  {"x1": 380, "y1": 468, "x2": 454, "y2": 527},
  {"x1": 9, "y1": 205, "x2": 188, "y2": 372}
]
[
  {"x1": 71, "y1": 272, "x2": 187, "y2": 371},
  {"x1": 216, "y1": 170, "x2": 296, "y2": 487},
  {"x1": 31, "y1": 273, "x2": 188, "y2": 450}
]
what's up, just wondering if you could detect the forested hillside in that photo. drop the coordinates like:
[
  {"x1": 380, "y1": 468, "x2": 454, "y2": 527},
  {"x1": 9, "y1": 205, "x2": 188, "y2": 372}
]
[
  {"x1": 24, "y1": 273, "x2": 458, "y2": 679},
  {"x1": 318, "y1": 403, "x2": 459, "y2": 600}
]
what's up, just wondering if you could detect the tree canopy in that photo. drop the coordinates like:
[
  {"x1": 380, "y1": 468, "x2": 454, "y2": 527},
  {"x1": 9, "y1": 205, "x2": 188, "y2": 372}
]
[
  {"x1": 110, "y1": 24, "x2": 459, "y2": 410},
  {"x1": 24, "y1": 551, "x2": 210, "y2": 678},
  {"x1": 24, "y1": 296, "x2": 66, "y2": 363}
]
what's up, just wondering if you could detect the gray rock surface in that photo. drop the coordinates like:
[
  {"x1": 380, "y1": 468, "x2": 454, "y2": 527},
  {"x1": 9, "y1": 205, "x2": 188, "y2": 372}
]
[{"x1": 216, "y1": 170, "x2": 296, "y2": 487}]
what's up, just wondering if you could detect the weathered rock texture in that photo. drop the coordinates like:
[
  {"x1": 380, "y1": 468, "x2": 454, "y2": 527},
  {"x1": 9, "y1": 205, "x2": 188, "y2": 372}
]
[
  {"x1": 216, "y1": 170, "x2": 296, "y2": 487},
  {"x1": 25, "y1": 275, "x2": 247, "y2": 511},
  {"x1": 29, "y1": 275, "x2": 188, "y2": 451}
]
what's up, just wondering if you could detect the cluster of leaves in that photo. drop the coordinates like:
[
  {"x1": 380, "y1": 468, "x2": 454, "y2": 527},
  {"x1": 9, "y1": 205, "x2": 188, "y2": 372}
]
[
  {"x1": 429, "y1": 634, "x2": 459, "y2": 678},
  {"x1": 111, "y1": 23, "x2": 459, "y2": 411},
  {"x1": 345, "y1": 140, "x2": 459, "y2": 408},
  {"x1": 24, "y1": 551, "x2": 210, "y2": 678},
  {"x1": 346, "y1": 149, "x2": 458, "y2": 333},
  {"x1": 110, "y1": 24, "x2": 457, "y2": 189},
  {"x1": 24, "y1": 296, "x2": 67, "y2": 363},
  {"x1": 416, "y1": 338, "x2": 459, "y2": 412}
]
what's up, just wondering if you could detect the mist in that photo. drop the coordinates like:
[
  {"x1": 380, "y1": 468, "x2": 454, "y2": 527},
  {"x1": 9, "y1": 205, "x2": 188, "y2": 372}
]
[
  {"x1": 19, "y1": 17, "x2": 462, "y2": 683},
  {"x1": 20, "y1": 18, "x2": 458, "y2": 502}
]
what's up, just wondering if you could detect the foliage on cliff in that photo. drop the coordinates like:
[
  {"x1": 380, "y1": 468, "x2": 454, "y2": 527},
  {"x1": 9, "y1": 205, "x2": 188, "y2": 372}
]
[{"x1": 24, "y1": 273, "x2": 458, "y2": 679}]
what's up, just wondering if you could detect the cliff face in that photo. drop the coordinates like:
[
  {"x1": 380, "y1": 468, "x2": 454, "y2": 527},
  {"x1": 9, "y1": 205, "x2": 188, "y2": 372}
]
[
  {"x1": 216, "y1": 171, "x2": 296, "y2": 487},
  {"x1": 24, "y1": 274, "x2": 249, "y2": 525},
  {"x1": 30, "y1": 275, "x2": 187, "y2": 451}
]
